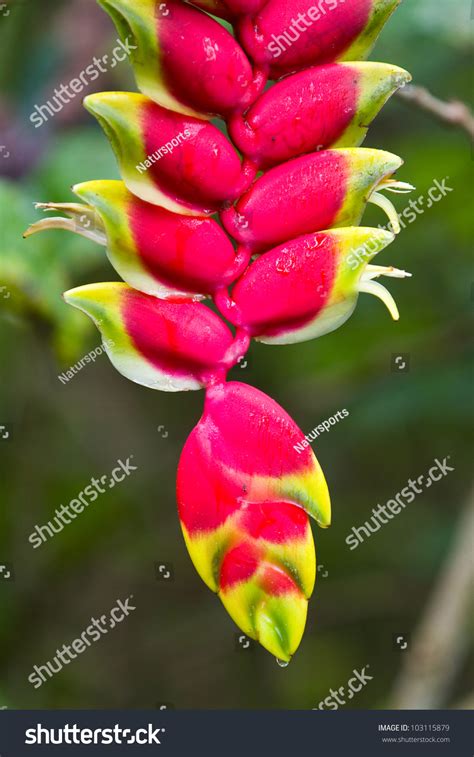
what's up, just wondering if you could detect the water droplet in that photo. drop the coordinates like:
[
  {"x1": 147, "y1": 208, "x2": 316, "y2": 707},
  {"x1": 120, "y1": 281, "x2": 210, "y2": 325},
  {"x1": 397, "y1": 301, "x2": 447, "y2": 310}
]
[{"x1": 276, "y1": 658, "x2": 289, "y2": 668}]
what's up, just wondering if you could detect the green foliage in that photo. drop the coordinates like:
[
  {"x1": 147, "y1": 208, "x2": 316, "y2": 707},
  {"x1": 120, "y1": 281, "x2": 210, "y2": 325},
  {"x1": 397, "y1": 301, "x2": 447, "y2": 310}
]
[{"x1": 0, "y1": 129, "x2": 120, "y2": 362}]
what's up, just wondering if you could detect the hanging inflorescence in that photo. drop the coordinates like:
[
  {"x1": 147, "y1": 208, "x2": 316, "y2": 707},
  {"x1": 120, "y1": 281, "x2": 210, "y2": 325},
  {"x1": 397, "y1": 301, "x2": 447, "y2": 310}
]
[{"x1": 25, "y1": 0, "x2": 412, "y2": 662}]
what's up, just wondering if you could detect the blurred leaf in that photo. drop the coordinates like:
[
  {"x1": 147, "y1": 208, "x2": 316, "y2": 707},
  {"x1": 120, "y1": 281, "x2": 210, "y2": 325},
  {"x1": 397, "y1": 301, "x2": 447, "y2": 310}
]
[
  {"x1": 0, "y1": 178, "x2": 99, "y2": 363},
  {"x1": 30, "y1": 127, "x2": 120, "y2": 199}
]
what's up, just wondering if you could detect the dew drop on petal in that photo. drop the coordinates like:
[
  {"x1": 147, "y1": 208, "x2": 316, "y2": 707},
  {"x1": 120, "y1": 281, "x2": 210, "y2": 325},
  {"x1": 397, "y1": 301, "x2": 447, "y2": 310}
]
[{"x1": 276, "y1": 658, "x2": 289, "y2": 668}]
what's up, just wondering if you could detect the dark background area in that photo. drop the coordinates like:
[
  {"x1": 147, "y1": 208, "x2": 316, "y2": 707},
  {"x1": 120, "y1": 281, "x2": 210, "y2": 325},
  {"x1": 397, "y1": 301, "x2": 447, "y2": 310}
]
[{"x1": 0, "y1": 0, "x2": 473, "y2": 709}]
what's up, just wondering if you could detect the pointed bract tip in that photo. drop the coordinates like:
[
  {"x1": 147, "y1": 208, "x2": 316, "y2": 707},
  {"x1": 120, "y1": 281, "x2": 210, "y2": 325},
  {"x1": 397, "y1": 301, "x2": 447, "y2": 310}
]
[
  {"x1": 84, "y1": 90, "x2": 143, "y2": 116},
  {"x1": 72, "y1": 179, "x2": 129, "y2": 206},
  {"x1": 63, "y1": 281, "x2": 125, "y2": 310}
]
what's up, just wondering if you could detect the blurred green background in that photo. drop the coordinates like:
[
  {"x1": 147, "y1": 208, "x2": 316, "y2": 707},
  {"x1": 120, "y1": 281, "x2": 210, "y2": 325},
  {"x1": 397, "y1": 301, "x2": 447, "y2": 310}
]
[{"x1": 0, "y1": 0, "x2": 473, "y2": 709}]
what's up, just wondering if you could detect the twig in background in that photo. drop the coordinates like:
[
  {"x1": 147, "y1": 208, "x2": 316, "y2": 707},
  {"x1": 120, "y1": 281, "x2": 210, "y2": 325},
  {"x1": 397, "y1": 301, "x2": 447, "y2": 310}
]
[
  {"x1": 389, "y1": 485, "x2": 474, "y2": 709},
  {"x1": 398, "y1": 84, "x2": 474, "y2": 141}
]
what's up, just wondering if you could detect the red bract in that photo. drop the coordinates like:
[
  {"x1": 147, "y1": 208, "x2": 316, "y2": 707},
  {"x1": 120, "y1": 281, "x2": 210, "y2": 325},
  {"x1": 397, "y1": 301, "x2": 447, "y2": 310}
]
[
  {"x1": 25, "y1": 180, "x2": 249, "y2": 299},
  {"x1": 229, "y1": 62, "x2": 411, "y2": 168},
  {"x1": 116, "y1": 189, "x2": 249, "y2": 296},
  {"x1": 178, "y1": 381, "x2": 330, "y2": 528},
  {"x1": 99, "y1": 0, "x2": 266, "y2": 118},
  {"x1": 177, "y1": 381, "x2": 330, "y2": 660},
  {"x1": 122, "y1": 293, "x2": 232, "y2": 382},
  {"x1": 63, "y1": 283, "x2": 237, "y2": 391},
  {"x1": 157, "y1": 0, "x2": 264, "y2": 115},
  {"x1": 84, "y1": 92, "x2": 257, "y2": 214},
  {"x1": 239, "y1": 0, "x2": 401, "y2": 78},
  {"x1": 217, "y1": 227, "x2": 409, "y2": 343},
  {"x1": 125, "y1": 197, "x2": 250, "y2": 296},
  {"x1": 139, "y1": 104, "x2": 253, "y2": 209},
  {"x1": 221, "y1": 148, "x2": 403, "y2": 251}
]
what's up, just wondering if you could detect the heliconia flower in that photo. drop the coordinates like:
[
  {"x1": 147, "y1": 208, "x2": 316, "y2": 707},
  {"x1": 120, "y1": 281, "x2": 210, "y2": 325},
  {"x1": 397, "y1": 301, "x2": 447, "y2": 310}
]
[
  {"x1": 221, "y1": 147, "x2": 414, "y2": 252},
  {"x1": 189, "y1": 0, "x2": 267, "y2": 15},
  {"x1": 177, "y1": 380, "x2": 331, "y2": 660},
  {"x1": 229, "y1": 62, "x2": 411, "y2": 169},
  {"x1": 63, "y1": 282, "x2": 237, "y2": 391},
  {"x1": 23, "y1": 0, "x2": 412, "y2": 663},
  {"x1": 98, "y1": 0, "x2": 266, "y2": 119},
  {"x1": 84, "y1": 92, "x2": 257, "y2": 215},
  {"x1": 239, "y1": 0, "x2": 401, "y2": 78},
  {"x1": 217, "y1": 227, "x2": 412, "y2": 344},
  {"x1": 25, "y1": 181, "x2": 250, "y2": 300}
]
